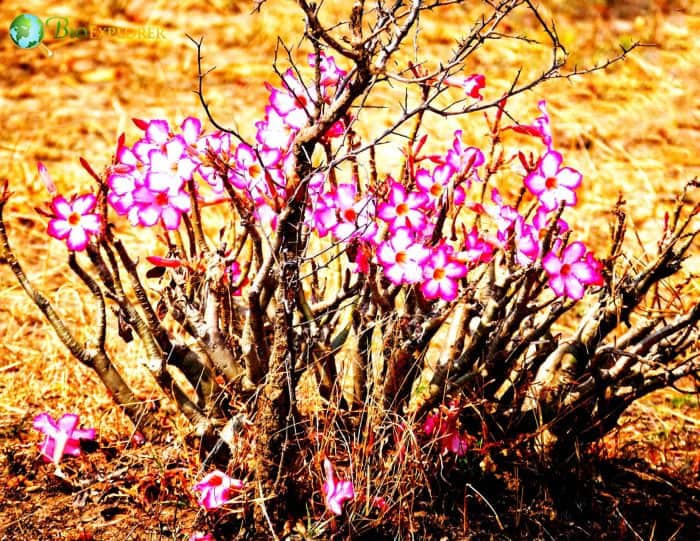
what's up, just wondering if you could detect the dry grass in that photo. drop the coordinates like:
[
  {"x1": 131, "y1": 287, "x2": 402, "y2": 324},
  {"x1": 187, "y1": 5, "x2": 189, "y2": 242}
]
[{"x1": 0, "y1": 0, "x2": 698, "y2": 538}]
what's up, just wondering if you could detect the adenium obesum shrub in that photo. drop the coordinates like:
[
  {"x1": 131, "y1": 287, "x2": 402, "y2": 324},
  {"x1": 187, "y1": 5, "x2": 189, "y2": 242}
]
[{"x1": 1, "y1": 1, "x2": 698, "y2": 538}]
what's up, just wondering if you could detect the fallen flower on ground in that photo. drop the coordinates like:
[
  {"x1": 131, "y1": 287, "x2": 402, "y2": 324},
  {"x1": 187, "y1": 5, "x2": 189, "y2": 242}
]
[
  {"x1": 193, "y1": 470, "x2": 244, "y2": 510},
  {"x1": 322, "y1": 458, "x2": 355, "y2": 515},
  {"x1": 32, "y1": 412, "x2": 96, "y2": 465},
  {"x1": 189, "y1": 533, "x2": 214, "y2": 541}
]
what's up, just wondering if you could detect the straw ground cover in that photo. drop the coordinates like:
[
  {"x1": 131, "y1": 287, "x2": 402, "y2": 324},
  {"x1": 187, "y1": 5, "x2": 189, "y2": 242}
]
[{"x1": 0, "y1": 0, "x2": 698, "y2": 539}]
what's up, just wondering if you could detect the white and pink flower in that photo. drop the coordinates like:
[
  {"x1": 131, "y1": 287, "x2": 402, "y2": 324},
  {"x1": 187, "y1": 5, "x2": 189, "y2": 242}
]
[
  {"x1": 193, "y1": 470, "x2": 244, "y2": 511},
  {"x1": 47, "y1": 193, "x2": 102, "y2": 251},
  {"x1": 33, "y1": 412, "x2": 96, "y2": 465},
  {"x1": 524, "y1": 150, "x2": 582, "y2": 211},
  {"x1": 542, "y1": 241, "x2": 604, "y2": 300}
]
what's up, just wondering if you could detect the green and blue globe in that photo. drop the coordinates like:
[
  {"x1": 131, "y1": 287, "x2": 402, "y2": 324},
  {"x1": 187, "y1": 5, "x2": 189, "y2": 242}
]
[{"x1": 9, "y1": 13, "x2": 44, "y2": 49}]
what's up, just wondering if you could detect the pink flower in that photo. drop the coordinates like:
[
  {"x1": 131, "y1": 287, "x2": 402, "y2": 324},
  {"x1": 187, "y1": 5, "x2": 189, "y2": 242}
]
[
  {"x1": 376, "y1": 228, "x2": 430, "y2": 285},
  {"x1": 33, "y1": 413, "x2": 96, "y2": 465},
  {"x1": 533, "y1": 205, "x2": 569, "y2": 236},
  {"x1": 107, "y1": 145, "x2": 146, "y2": 215},
  {"x1": 322, "y1": 459, "x2": 354, "y2": 516},
  {"x1": 180, "y1": 117, "x2": 202, "y2": 146},
  {"x1": 445, "y1": 130, "x2": 485, "y2": 193},
  {"x1": 352, "y1": 243, "x2": 372, "y2": 274},
  {"x1": 513, "y1": 217, "x2": 540, "y2": 265},
  {"x1": 308, "y1": 52, "x2": 347, "y2": 88},
  {"x1": 312, "y1": 184, "x2": 377, "y2": 241},
  {"x1": 141, "y1": 118, "x2": 172, "y2": 145},
  {"x1": 230, "y1": 144, "x2": 283, "y2": 192},
  {"x1": 377, "y1": 178, "x2": 428, "y2": 233},
  {"x1": 542, "y1": 241, "x2": 604, "y2": 300},
  {"x1": 130, "y1": 185, "x2": 190, "y2": 230},
  {"x1": 193, "y1": 470, "x2": 244, "y2": 511},
  {"x1": 145, "y1": 136, "x2": 197, "y2": 192},
  {"x1": 189, "y1": 533, "x2": 214, "y2": 541},
  {"x1": 444, "y1": 73, "x2": 486, "y2": 99},
  {"x1": 256, "y1": 106, "x2": 296, "y2": 151},
  {"x1": 524, "y1": 150, "x2": 582, "y2": 211},
  {"x1": 371, "y1": 496, "x2": 388, "y2": 512},
  {"x1": 267, "y1": 69, "x2": 319, "y2": 130},
  {"x1": 415, "y1": 165, "x2": 454, "y2": 208},
  {"x1": 47, "y1": 194, "x2": 102, "y2": 251},
  {"x1": 421, "y1": 246, "x2": 467, "y2": 301},
  {"x1": 458, "y1": 226, "x2": 493, "y2": 266},
  {"x1": 225, "y1": 261, "x2": 248, "y2": 296},
  {"x1": 506, "y1": 99, "x2": 552, "y2": 148}
]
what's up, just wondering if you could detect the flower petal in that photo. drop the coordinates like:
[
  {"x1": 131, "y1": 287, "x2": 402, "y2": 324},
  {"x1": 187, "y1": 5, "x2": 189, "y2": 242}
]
[
  {"x1": 540, "y1": 150, "x2": 562, "y2": 177},
  {"x1": 51, "y1": 196, "x2": 72, "y2": 219},
  {"x1": 48, "y1": 219, "x2": 71, "y2": 240},
  {"x1": 72, "y1": 194, "x2": 97, "y2": 215},
  {"x1": 66, "y1": 227, "x2": 89, "y2": 251}
]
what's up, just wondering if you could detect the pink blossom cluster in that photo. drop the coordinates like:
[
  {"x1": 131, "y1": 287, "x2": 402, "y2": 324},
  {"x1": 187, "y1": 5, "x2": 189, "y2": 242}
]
[
  {"x1": 45, "y1": 53, "x2": 604, "y2": 304},
  {"x1": 302, "y1": 94, "x2": 604, "y2": 301},
  {"x1": 504, "y1": 101, "x2": 604, "y2": 298},
  {"x1": 103, "y1": 52, "x2": 349, "y2": 234},
  {"x1": 306, "y1": 129, "x2": 490, "y2": 302},
  {"x1": 106, "y1": 117, "x2": 208, "y2": 230}
]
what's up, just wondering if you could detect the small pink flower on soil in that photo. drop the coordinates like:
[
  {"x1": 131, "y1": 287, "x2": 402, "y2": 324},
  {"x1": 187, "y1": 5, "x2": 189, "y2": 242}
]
[
  {"x1": 524, "y1": 150, "x2": 582, "y2": 211},
  {"x1": 542, "y1": 241, "x2": 604, "y2": 300},
  {"x1": 423, "y1": 402, "x2": 470, "y2": 456},
  {"x1": 33, "y1": 412, "x2": 96, "y2": 465},
  {"x1": 194, "y1": 470, "x2": 244, "y2": 511},
  {"x1": 371, "y1": 496, "x2": 389, "y2": 512},
  {"x1": 189, "y1": 532, "x2": 214, "y2": 541},
  {"x1": 47, "y1": 193, "x2": 102, "y2": 251},
  {"x1": 323, "y1": 459, "x2": 355, "y2": 516}
]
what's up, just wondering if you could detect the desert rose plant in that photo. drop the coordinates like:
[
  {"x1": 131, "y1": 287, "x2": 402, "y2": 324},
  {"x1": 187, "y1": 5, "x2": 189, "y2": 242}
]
[{"x1": 1, "y1": 0, "x2": 698, "y2": 538}]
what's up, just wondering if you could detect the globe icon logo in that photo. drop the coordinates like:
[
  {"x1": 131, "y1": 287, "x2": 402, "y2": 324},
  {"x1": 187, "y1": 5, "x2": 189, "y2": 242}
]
[{"x1": 9, "y1": 13, "x2": 45, "y2": 49}]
